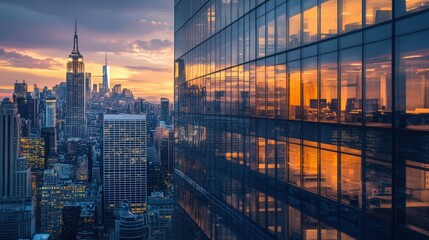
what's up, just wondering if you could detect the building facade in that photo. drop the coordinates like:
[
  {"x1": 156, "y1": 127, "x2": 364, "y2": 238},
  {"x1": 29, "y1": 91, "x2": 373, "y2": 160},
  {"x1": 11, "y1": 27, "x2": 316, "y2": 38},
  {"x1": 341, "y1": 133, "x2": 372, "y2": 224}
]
[
  {"x1": 174, "y1": 0, "x2": 429, "y2": 239},
  {"x1": 65, "y1": 21, "x2": 87, "y2": 139},
  {"x1": 103, "y1": 114, "x2": 147, "y2": 221}
]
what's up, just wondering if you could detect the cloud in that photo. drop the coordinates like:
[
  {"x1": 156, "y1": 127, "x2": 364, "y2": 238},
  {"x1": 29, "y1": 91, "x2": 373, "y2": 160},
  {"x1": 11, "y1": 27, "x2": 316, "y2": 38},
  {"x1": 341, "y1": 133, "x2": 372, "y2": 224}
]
[
  {"x1": 124, "y1": 65, "x2": 172, "y2": 73},
  {"x1": 0, "y1": 48, "x2": 62, "y2": 69},
  {"x1": 129, "y1": 39, "x2": 172, "y2": 53}
]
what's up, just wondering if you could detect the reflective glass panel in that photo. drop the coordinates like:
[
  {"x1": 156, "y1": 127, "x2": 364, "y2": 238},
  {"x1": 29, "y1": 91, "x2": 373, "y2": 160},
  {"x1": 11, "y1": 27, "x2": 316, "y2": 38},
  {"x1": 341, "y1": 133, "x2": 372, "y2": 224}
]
[
  {"x1": 365, "y1": 40, "x2": 392, "y2": 126},
  {"x1": 288, "y1": 0, "x2": 301, "y2": 48},
  {"x1": 366, "y1": 0, "x2": 392, "y2": 26},
  {"x1": 341, "y1": 0, "x2": 362, "y2": 33},
  {"x1": 302, "y1": 57, "x2": 318, "y2": 122},
  {"x1": 341, "y1": 47, "x2": 362, "y2": 125},
  {"x1": 303, "y1": 0, "x2": 318, "y2": 44},
  {"x1": 321, "y1": 0, "x2": 338, "y2": 39},
  {"x1": 341, "y1": 154, "x2": 362, "y2": 208}
]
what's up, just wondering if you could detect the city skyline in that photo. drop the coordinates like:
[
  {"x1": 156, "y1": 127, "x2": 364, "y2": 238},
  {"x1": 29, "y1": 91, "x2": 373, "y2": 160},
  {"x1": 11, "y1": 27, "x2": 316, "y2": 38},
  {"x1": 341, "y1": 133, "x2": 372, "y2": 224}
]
[{"x1": 0, "y1": 0, "x2": 173, "y2": 102}]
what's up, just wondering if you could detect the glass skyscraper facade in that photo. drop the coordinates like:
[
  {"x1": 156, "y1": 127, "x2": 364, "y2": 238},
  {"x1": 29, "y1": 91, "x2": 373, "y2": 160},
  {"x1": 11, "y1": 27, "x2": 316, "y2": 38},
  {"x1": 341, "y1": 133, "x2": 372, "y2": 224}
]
[{"x1": 174, "y1": 0, "x2": 429, "y2": 239}]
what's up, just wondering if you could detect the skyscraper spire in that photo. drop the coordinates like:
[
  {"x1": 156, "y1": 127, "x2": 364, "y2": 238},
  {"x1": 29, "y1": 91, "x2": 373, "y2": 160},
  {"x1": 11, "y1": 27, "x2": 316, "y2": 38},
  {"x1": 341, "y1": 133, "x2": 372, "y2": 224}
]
[
  {"x1": 105, "y1": 52, "x2": 107, "y2": 65},
  {"x1": 72, "y1": 18, "x2": 79, "y2": 54}
]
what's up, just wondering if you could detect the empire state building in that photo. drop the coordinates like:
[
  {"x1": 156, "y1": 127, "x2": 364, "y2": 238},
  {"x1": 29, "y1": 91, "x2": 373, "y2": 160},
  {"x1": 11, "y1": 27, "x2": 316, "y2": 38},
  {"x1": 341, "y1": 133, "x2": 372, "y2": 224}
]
[{"x1": 65, "y1": 21, "x2": 87, "y2": 139}]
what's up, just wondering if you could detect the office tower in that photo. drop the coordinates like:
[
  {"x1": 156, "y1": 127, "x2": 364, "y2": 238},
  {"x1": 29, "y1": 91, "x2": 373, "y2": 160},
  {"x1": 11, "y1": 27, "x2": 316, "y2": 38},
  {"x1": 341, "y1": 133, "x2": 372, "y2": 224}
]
[
  {"x1": 112, "y1": 201, "x2": 148, "y2": 240},
  {"x1": 41, "y1": 165, "x2": 86, "y2": 240},
  {"x1": 62, "y1": 202, "x2": 97, "y2": 240},
  {"x1": 103, "y1": 114, "x2": 147, "y2": 223},
  {"x1": 175, "y1": 1, "x2": 429, "y2": 239},
  {"x1": 44, "y1": 98, "x2": 56, "y2": 128},
  {"x1": 160, "y1": 97, "x2": 170, "y2": 122},
  {"x1": 0, "y1": 198, "x2": 35, "y2": 240},
  {"x1": 41, "y1": 127, "x2": 57, "y2": 159},
  {"x1": 0, "y1": 99, "x2": 31, "y2": 197},
  {"x1": 65, "y1": 20, "x2": 87, "y2": 139},
  {"x1": 147, "y1": 193, "x2": 174, "y2": 240},
  {"x1": 102, "y1": 52, "x2": 110, "y2": 95},
  {"x1": 13, "y1": 80, "x2": 28, "y2": 119},
  {"x1": 85, "y1": 72, "x2": 92, "y2": 102},
  {"x1": 0, "y1": 100, "x2": 34, "y2": 239}
]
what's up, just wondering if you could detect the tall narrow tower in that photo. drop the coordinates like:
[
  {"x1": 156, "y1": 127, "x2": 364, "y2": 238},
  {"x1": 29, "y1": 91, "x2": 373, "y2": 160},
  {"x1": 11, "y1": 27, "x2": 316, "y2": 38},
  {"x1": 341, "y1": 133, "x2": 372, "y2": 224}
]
[
  {"x1": 65, "y1": 20, "x2": 87, "y2": 139},
  {"x1": 102, "y1": 52, "x2": 110, "y2": 95}
]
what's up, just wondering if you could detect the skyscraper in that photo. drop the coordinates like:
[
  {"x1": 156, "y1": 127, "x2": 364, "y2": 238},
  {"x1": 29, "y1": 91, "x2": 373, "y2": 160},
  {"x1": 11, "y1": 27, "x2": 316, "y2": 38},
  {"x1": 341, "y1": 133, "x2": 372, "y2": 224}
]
[
  {"x1": 160, "y1": 97, "x2": 169, "y2": 122},
  {"x1": 44, "y1": 98, "x2": 56, "y2": 128},
  {"x1": 65, "y1": 20, "x2": 87, "y2": 139},
  {"x1": 102, "y1": 52, "x2": 110, "y2": 95},
  {"x1": 0, "y1": 99, "x2": 27, "y2": 197},
  {"x1": 0, "y1": 99, "x2": 34, "y2": 239},
  {"x1": 103, "y1": 114, "x2": 147, "y2": 224},
  {"x1": 85, "y1": 72, "x2": 92, "y2": 103},
  {"x1": 175, "y1": 1, "x2": 429, "y2": 239}
]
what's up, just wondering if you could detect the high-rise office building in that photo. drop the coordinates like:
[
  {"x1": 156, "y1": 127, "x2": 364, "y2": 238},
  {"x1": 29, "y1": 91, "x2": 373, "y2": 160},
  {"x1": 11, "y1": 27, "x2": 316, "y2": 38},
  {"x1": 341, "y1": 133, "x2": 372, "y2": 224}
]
[
  {"x1": 85, "y1": 72, "x2": 92, "y2": 102},
  {"x1": 160, "y1": 97, "x2": 170, "y2": 122},
  {"x1": 103, "y1": 114, "x2": 147, "y2": 223},
  {"x1": 65, "y1": 21, "x2": 87, "y2": 139},
  {"x1": 44, "y1": 98, "x2": 56, "y2": 128},
  {"x1": 0, "y1": 100, "x2": 34, "y2": 239},
  {"x1": 175, "y1": 1, "x2": 429, "y2": 239},
  {"x1": 13, "y1": 80, "x2": 28, "y2": 119},
  {"x1": 0, "y1": 99, "x2": 31, "y2": 197},
  {"x1": 102, "y1": 52, "x2": 110, "y2": 95}
]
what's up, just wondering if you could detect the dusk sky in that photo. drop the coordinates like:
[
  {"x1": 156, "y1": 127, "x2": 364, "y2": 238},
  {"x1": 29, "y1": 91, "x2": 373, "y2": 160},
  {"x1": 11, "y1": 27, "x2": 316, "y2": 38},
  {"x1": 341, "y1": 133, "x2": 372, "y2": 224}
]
[{"x1": 0, "y1": 0, "x2": 174, "y2": 102}]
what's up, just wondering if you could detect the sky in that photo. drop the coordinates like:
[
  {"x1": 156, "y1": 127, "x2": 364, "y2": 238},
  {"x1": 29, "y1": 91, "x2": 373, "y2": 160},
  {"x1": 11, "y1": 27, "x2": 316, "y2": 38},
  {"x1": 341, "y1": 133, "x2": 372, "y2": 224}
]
[{"x1": 0, "y1": 0, "x2": 174, "y2": 102}]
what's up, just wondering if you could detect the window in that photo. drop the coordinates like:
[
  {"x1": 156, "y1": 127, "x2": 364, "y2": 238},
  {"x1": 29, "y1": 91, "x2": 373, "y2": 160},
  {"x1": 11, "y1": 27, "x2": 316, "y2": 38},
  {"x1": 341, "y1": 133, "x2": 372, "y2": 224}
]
[
  {"x1": 321, "y1": 150, "x2": 338, "y2": 200},
  {"x1": 257, "y1": 16, "x2": 266, "y2": 58},
  {"x1": 397, "y1": 30, "x2": 429, "y2": 131},
  {"x1": 303, "y1": 0, "x2": 318, "y2": 44},
  {"x1": 341, "y1": 47, "x2": 362, "y2": 124},
  {"x1": 276, "y1": 63, "x2": 287, "y2": 119},
  {"x1": 276, "y1": 4, "x2": 287, "y2": 52},
  {"x1": 341, "y1": 0, "x2": 362, "y2": 33},
  {"x1": 266, "y1": 10, "x2": 275, "y2": 56},
  {"x1": 406, "y1": 162, "x2": 429, "y2": 230},
  {"x1": 366, "y1": 158, "x2": 392, "y2": 220},
  {"x1": 267, "y1": 57, "x2": 276, "y2": 118},
  {"x1": 320, "y1": 52, "x2": 339, "y2": 123},
  {"x1": 302, "y1": 57, "x2": 318, "y2": 122},
  {"x1": 288, "y1": 61, "x2": 301, "y2": 120},
  {"x1": 303, "y1": 147, "x2": 318, "y2": 192},
  {"x1": 366, "y1": 0, "x2": 391, "y2": 26},
  {"x1": 341, "y1": 154, "x2": 362, "y2": 208},
  {"x1": 257, "y1": 59, "x2": 267, "y2": 117},
  {"x1": 365, "y1": 40, "x2": 392, "y2": 126},
  {"x1": 321, "y1": 0, "x2": 338, "y2": 39},
  {"x1": 288, "y1": 143, "x2": 301, "y2": 186},
  {"x1": 288, "y1": 0, "x2": 301, "y2": 48}
]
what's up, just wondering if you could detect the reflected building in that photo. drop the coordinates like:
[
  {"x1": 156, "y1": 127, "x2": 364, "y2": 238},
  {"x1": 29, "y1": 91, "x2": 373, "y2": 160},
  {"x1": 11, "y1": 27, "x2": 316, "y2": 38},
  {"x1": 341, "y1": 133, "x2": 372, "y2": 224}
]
[{"x1": 174, "y1": 0, "x2": 429, "y2": 239}]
